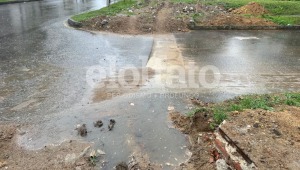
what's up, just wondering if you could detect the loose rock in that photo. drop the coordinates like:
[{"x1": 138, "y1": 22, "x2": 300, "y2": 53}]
[
  {"x1": 108, "y1": 119, "x2": 116, "y2": 131},
  {"x1": 94, "y1": 120, "x2": 103, "y2": 128},
  {"x1": 76, "y1": 124, "x2": 87, "y2": 137}
]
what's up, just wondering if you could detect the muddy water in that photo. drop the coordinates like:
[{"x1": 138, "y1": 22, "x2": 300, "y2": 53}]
[{"x1": 5, "y1": 29, "x2": 300, "y2": 169}]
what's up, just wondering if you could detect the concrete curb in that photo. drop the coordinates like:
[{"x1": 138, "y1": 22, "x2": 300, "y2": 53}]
[
  {"x1": 0, "y1": 0, "x2": 41, "y2": 5},
  {"x1": 188, "y1": 24, "x2": 300, "y2": 30},
  {"x1": 67, "y1": 18, "x2": 83, "y2": 28}
]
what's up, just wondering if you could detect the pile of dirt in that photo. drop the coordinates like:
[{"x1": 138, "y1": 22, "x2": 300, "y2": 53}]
[
  {"x1": 232, "y1": 2, "x2": 268, "y2": 15},
  {"x1": 169, "y1": 110, "x2": 216, "y2": 169},
  {"x1": 221, "y1": 106, "x2": 300, "y2": 169},
  {"x1": 169, "y1": 97, "x2": 300, "y2": 169},
  {"x1": 82, "y1": 2, "x2": 189, "y2": 35},
  {"x1": 198, "y1": 14, "x2": 276, "y2": 26},
  {"x1": 0, "y1": 123, "x2": 93, "y2": 170},
  {"x1": 79, "y1": 1, "x2": 278, "y2": 34}
]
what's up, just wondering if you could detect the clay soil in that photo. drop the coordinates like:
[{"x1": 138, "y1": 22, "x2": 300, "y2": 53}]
[
  {"x1": 169, "y1": 109, "x2": 217, "y2": 170},
  {"x1": 82, "y1": 2, "x2": 189, "y2": 35},
  {"x1": 222, "y1": 106, "x2": 300, "y2": 169},
  {"x1": 81, "y1": 1, "x2": 277, "y2": 34},
  {"x1": 169, "y1": 103, "x2": 300, "y2": 169},
  {"x1": 0, "y1": 123, "x2": 93, "y2": 170},
  {"x1": 198, "y1": 2, "x2": 276, "y2": 26}
]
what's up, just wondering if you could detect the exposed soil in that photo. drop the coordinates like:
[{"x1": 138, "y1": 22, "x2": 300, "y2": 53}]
[
  {"x1": 232, "y1": 2, "x2": 268, "y2": 16},
  {"x1": 169, "y1": 101, "x2": 300, "y2": 169},
  {"x1": 80, "y1": 1, "x2": 277, "y2": 34},
  {"x1": 0, "y1": 123, "x2": 93, "y2": 170},
  {"x1": 169, "y1": 110, "x2": 216, "y2": 169},
  {"x1": 198, "y1": 14, "x2": 276, "y2": 26},
  {"x1": 221, "y1": 106, "x2": 300, "y2": 169},
  {"x1": 82, "y1": 2, "x2": 189, "y2": 35},
  {"x1": 198, "y1": 2, "x2": 275, "y2": 26}
]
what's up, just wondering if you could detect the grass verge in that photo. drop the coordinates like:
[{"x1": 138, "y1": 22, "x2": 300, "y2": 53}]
[
  {"x1": 187, "y1": 93, "x2": 300, "y2": 129},
  {"x1": 72, "y1": 0, "x2": 137, "y2": 22},
  {"x1": 204, "y1": 0, "x2": 300, "y2": 25},
  {"x1": 0, "y1": 0, "x2": 12, "y2": 3}
]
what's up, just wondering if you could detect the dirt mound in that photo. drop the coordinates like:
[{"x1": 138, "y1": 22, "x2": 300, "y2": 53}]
[
  {"x1": 169, "y1": 111, "x2": 215, "y2": 169},
  {"x1": 232, "y1": 2, "x2": 268, "y2": 15},
  {"x1": 82, "y1": 2, "x2": 188, "y2": 35},
  {"x1": 222, "y1": 106, "x2": 300, "y2": 169},
  {"x1": 199, "y1": 14, "x2": 276, "y2": 26}
]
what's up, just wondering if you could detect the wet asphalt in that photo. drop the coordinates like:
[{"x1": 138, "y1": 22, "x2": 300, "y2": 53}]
[{"x1": 0, "y1": 0, "x2": 300, "y2": 169}]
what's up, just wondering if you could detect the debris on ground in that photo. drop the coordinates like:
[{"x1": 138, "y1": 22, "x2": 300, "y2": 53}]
[
  {"x1": 169, "y1": 94, "x2": 300, "y2": 169},
  {"x1": 108, "y1": 119, "x2": 116, "y2": 131},
  {"x1": 79, "y1": 1, "x2": 277, "y2": 34},
  {"x1": 76, "y1": 124, "x2": 87, "y2": 137},
  {"x1": 93, "y1": 120, "x2": 103, "y2": 128},
  {"x1": 116, "y1": 162, "x2": 128, "y2": 170},
  {"x1": 220, "y1": 107, "x2": 300, "y2": 169},
  {"x1": 0, "y1": 123, "x2": 92, "y2": 169}
]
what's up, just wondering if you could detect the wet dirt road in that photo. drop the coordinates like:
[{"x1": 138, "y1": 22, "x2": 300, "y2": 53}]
[{"x1": 1, "y1": 1, "x2": 300, "y2": 169}]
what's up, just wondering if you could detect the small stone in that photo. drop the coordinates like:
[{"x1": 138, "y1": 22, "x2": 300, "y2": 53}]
[
  {"x1": 0, "y1": 161, "x2": 7, "y2": 168},
  {"x1": 101, "y1": 19, "x2": 108, "y2": 26},
  {"x1": 167, "y1": 106, "x2": 174, "y2": 111},
  {"x1": 19, "y1": 131, "x2": 26, "y2": 136},
  {"x1": 165, "y1": 162, "x2": 172, "y2": 166},
  {"x1": 108, "y1": 119, "x2": 116, "y2": 131},
  {"x1": 183, "y1": 6, "x2": 188, "y2": 12},
  {"x1": 76, "y1": 161, "x2": 86, "y2": 166},
  {"x1": 253, "y1": 123, "x2": 259, "y2": 128},
  {"x1": 272, "y1": 129, "x2": 282, "y2": 136},
  {"x1": 94, "y1": 120, "x2": 103, "y2": 128},
  {"x1": 116, "y1": 162, "x2": 128, "y2": 170},
  {"x1": 77, "y1": 124, "x2": 87, "y2": 137},
  {"x1": 216, "y1": 159, "x2": 228, "y2": 170},
  {"x1": 97, "y1": 149, "x2": 106, "y2": 155}
]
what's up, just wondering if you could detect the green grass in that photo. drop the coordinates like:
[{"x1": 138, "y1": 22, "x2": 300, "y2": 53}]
[
  {"x1": 203, "y1": 0, "x2": 300, "y2": 25},
  {"x1": 0, "y1": 0, "x2": 12, "y2": 2},
  {"x1": 262, "y1": 15, "x2": 300, "y2": 25},
  {"x1": 186, "y1": 107, "x2": 210, "y2": 117},
  {"x1": 72, "y1": 0, "x2": 137, "y2": 22},
  {"x1": 285, "y1": 93, "x2": 300, "y2": 106},
  {"x1": 188, "y1": 92, "x2": 300, "y2": 129},
  {"x1": 203, "y1": 0, "x2": 300, "y2": 15},
  {"x1": 210, "y1": 110, "x2": 228, "y2": 129}
]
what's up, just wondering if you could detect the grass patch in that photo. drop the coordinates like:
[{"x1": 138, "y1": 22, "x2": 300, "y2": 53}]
[
  {"x1": 188, "y1": 92, "x2": 300, "y2": 129},
  {"x1": 262, "y1": 15, "x2": 300, "y2": 25},
  {"x1": 186, "y1": 107, "x2": 210, "y2": 117},
  {"x1": 203, "y1": 0, "x2": 300, "y2": 15},
  {"x1": 201, "y1": 0, "x2": 300, "y2": 25},
  {"x1": 210, "y1": 110, "x2": 228, "y2": 129},
  {"x1": 285, "y1": 93, "x2": 300, "y2": 106},
  {"x1": 0, "y1": 0, "x2": 12, "y2": 2},
  {"x1": 72, "y1": 0, "x2": 137, "y2": 22}
]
